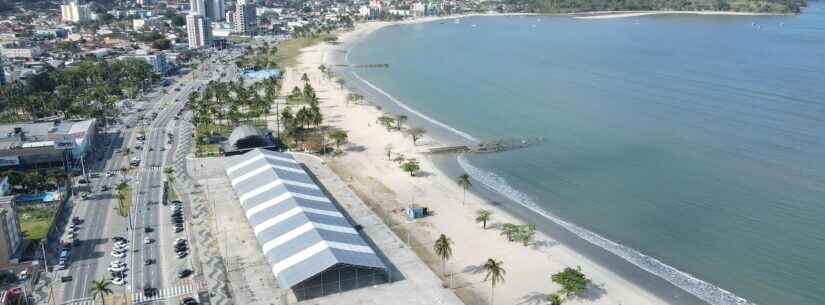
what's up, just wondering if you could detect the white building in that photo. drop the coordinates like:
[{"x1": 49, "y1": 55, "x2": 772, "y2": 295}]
[
  {"x1": 121, "y1": 52, "x2": 170, "y2": 75},
  {"x1": 1, "y1": 45, "x2": 43, "y2": 59},
  {"x1": 234, "y1": 0, "x2": 256, "y2": 35},
  {"x1": 186, "y1": 14, "x2": 212, "y2": 48},
  {"x1": 133, "y1": 18, "x2": 146, "y2": 30},
  {"x1": 0, "y1": 196, "x2": 23, "y2": 266},
  {"x1": 190, "y1": 0, "x2": 206, "y2": 16},
  {"x1": 61, "y1": 0, "x2": 92, "y2": 23},
  {"x1": 137, "y1": 0, "x2": 152, "y2": 6}
]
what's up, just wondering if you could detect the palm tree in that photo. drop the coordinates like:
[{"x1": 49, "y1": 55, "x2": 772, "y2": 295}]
[
  {"x1": 89, "y1": 279, "x2": 112, "y2": 305},
  {"x1": 328, "y1": 129, "x2": 348, "y2": 152},
  {"x1": 457, "y1": 173, "x2": 471, "y2": 205},
  {"x1": 301, "y1": 73, "x2": 309, "y2": 83},
  {"x1": 395, "y1": 114, "x2": 407, "y2": 130},
  {"x1": 433, "y1": 234, "x2": 453, "y2": 277},
  {"x1": 483, "y1": 258, "x2": 506, "y2": 305},
  {"x1": 336, "y1": 78, "x2": 346, "y2": 89},
  {"x1": 475, "y1": 209, "x2": 492, "y2": 229},
  {"x1": 500, "y1": 223, "x2": 519, "y2": 242},
  {"x1": 548, "y1": 293, "x2": 563, "y2": 305}
]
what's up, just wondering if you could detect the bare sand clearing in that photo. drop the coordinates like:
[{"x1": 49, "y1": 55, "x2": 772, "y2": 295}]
[{"x1": 272, "y1": 20, "x2": 677, "y2": 305}]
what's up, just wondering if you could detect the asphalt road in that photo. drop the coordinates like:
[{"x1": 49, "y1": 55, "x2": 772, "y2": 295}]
[{"x1": 52, "y1": 51, "x2": 239, "y2": 305}]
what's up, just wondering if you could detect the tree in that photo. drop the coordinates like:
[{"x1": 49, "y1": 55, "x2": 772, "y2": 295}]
[
  {"x1": 457, "y1": 173, "x2": 471, "y2": 205},
  {"x1": 551, "y1": 266, "x2": 590, "y2": 298},
  {"x1": 400, "y1": 159, "x2": 420, "y2": 176},
  {"x1": 328, "y1": 129, "x2": 348, "y2": 152},
  {"x1": 500, "y1": 223, "x2": 519, "y2": 242},
  {"x1": 395, "y1": 114, "x2": 407, "y2": 130},
  {"x1": 152, "y1": 38, "x2": 172, "y2": 50},
  {"x1": 405, "y1": 127, "x2": 426, "y2": 145},
  {"x1": 516, "y1": 224, "x2": 536, "y2": 246},
  {"x1": 377, "y1": 115, "x2": 395, "y2": 130},
  {"x1": 384, "y1": 144, "x2": 394, "y2": 160},
  {"x1": 89, "y1": 279, "x2": 112, "y2": 305},
  {"x1": 475, "y1": 209, "x2": 492, "y2": 229},
  {"x1": 318, "y1": 64, "x2": 326, "y2": 74},
  {"x1": 483, "y1": 258, "x2": 506, "y2": 305},
  {"x1": 548, "y1": 293, "x2": 563, "y2": 305},
  {"x1": 433, "y1": 234, "x2": 453, "y2": 277},
  {"x1": 301, "y1": 73, "x2": 309, "y2": 83},
  {"x1": 335, "y1": 78, "x2": 346, "y2": 89},
  {"x1": 170, "y1": 15, "x2": 186, "y2": 27}
]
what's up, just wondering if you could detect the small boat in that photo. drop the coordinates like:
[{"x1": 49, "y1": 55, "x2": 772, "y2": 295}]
[
  {"x1": 453, "y1": 19, "x2": 461, "y2": 24},
  {"x1": 471, "y1": 24, "x2": 477, "y2": 27}
]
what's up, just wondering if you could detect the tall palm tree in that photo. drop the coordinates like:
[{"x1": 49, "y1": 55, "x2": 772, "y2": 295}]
[
  {"x1": 483, "y1": 258, "x2": 506, "y2": 305},
  {"x1": 457, "y1": 174, "x2": 471, "y2": 205},
  {"x1": 433, "y1": 234, "x2": 453, "y2": 277},
  {"x1": 475, "y1": 209, "x2": 492, "y2": 229},
  {"x1": 89, "y1": 279, "x2": 112, "y2": 305}
]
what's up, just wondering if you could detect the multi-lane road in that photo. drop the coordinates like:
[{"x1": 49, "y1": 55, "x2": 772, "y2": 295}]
[{"x1": 50, "y1": 54, "x2": 233, "y2": 305}]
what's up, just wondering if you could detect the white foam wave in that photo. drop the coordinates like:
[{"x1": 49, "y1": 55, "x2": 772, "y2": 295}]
[
  {"x1": 457, "y1": 154, "x2": 757, "y2": 305},
  {"x1": 346, "y1": 71, "x2": 480, "y2": 143}
]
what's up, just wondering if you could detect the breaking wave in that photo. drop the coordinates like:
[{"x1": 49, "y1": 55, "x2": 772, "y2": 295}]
[{"x1": 457, "y1": 154, "x2": 757, "y2": 305}]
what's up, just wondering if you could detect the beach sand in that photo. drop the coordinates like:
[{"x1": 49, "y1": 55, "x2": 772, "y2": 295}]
[{"x1": 272, "y1": 20, "x2": 678, "y2": 305}]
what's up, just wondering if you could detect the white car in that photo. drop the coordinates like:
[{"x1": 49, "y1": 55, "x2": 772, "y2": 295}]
[
  {"x1": 144, "y1": 237, "x2": 153, "y2": 244},
  {"x1": 111, "y1": 277, "x2": 126, "y2": 286},
  {"x1": 108, "y1": 265, "x2": 126, "y2": 272},
  {"x1": 111, "y1": 251, "x2": 127, "y2": 258},
  {"x1": 113, "y1": 246, "x2": 128, "y2": 253},
  {"x1": 110, "y1": 260, "x2": 125, "y2": 267}
]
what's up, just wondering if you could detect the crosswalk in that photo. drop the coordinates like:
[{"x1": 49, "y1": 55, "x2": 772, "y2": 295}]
[
  {"x1": 133, "y1": 281, "x2": 207, "y2": 303},
  {"x1": 60, "y1": 281, "x2": 206, "y2": 305}
]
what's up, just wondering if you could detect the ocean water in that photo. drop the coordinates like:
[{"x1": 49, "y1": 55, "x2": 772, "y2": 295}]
[{"x1": 343, "y1": 4, "x2": 825, "y2": 305}]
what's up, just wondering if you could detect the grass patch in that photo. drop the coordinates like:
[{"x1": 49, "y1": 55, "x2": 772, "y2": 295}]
[
  {"x1": 116, "y1": 185, "x2": 132, "y2": 217},
  {"x1": 228, "y1": 35, "x2": 253, "y2": 44},
  {"x1": 270, "y1": 34, "x2": 337, "y2": 68},
  {"x1": 167, "y1": 183, "x2": 179, "y2": 202},
  {"x1": 18, "y1": 207, "x2": 58, "y2": 240}
]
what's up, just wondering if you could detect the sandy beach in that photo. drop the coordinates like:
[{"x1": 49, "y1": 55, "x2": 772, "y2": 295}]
[{"x1": 272, "y1": 20, "x2": 679, "y2": 305}]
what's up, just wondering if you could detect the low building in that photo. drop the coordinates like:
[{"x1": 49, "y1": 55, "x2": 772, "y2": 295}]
[
  {"x1": 224, "y1": 149, "x2": 387, "y2": 299},
  {"x1": 119, "y1": 52, "x2": 170, "y2": 75},
  {"x1": 1, "y1": 44, "x2": 43, "y2": 60},
  {"x1": 0, "y1": 119, "x2": 96, "y2": 171},
  {"x1": 222, "y1": 125, "x2": 274, "y2": 155},
  {"x1": 0, "y1": 196, "x2": 23, "y2": 267}
]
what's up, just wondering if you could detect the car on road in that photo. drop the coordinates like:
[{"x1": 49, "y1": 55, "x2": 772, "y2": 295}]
[
  {"x1": 144, "y1": 237, "x2": 153, "y2": 244},
  {"x1": 113, "y1": 236, "x2": 126, "y2": 242},
  {"x1": 112, "y1": 277, "x2": 126, "y2": 286},
  {"x1": 144, "y1": 227, "x2": 153, "y2": 233},
  {"x1": 72, "y1": 217, "x2": 82, "y2": 225},
  {"x1": 174, "y1": 238, "x2": 186, "y2": 245},
  {"x1": 144, "y1": 287, "x2": 157, "y2": 297},
  {"x1": 108, "y1": 265, "x2": 126, "y2": 272},
  {"x1": 175, "y1": 226, "x2": 184, "y2": 233},
  {"x1": 111, "y1": 251, "x2": 126, "y2": 258},
  {"x1": 176, "y1": 269, "x2": 192, "y2": 278},
  {"x1": 181, "y1": 297, "x2": 197, "y2": 305},
  {"x1": 176, "y1": 251, "x2": 187, "y2": 259},
  {"x1": 144, "y1": 259, "x2": 154, "y2": 265}
]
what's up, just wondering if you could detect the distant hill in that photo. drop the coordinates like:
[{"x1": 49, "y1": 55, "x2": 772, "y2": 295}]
[{"x1": 507, "y1": 0, "x2": 807, "y2": 13}]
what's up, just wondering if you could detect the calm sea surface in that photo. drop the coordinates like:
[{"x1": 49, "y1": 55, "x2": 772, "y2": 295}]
[{"x1": 346, "y1": 3, "x2": 825, "y2": 305}]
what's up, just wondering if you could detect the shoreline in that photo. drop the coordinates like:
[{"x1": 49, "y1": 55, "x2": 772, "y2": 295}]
[
  {"x1": 572, "y1": 10, "x2": 790, "y2": 19},
  {"x1": 272, "y1": 20, "x2": 699, "y2": 305}
]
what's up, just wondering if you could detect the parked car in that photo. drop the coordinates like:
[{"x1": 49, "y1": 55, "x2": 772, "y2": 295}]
[{"x1": 181, "y1": 297, "x2": 197, "y2": 305}]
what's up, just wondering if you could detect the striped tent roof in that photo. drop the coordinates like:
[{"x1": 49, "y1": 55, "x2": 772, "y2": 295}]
[{"x1": 224, "y1": 149, "x2": 386, "y2": 288}]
